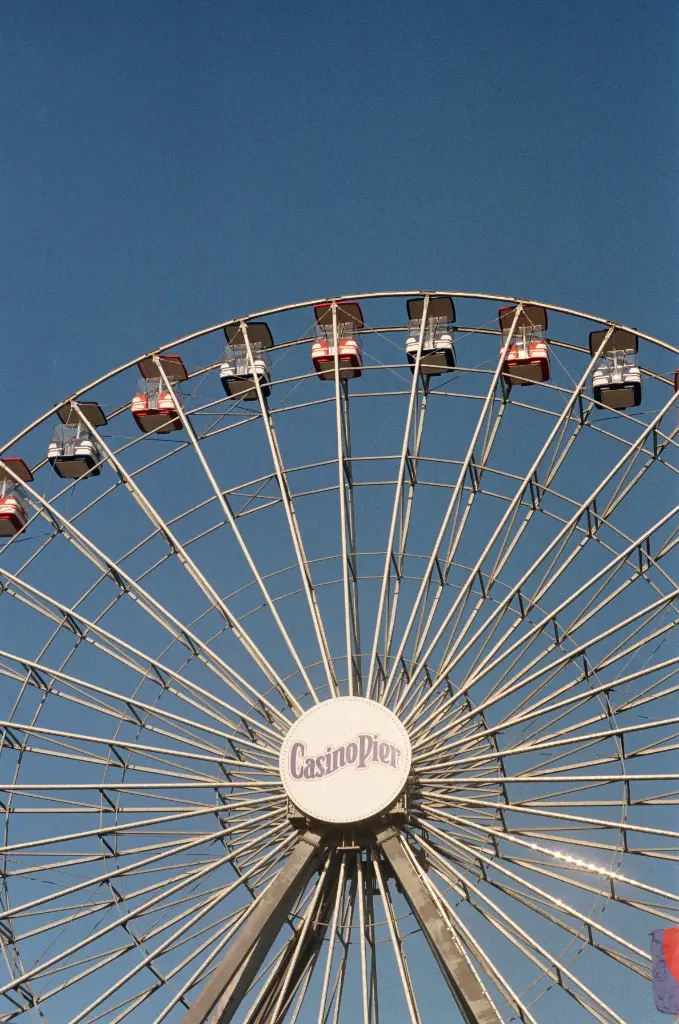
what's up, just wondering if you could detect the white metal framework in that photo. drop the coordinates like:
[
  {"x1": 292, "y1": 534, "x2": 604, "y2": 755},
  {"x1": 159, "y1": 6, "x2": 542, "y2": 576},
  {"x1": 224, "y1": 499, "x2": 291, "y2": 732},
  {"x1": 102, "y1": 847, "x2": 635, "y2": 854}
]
[{"x1": 0, "y1": 290, "x2": 677, "y2": 1023}]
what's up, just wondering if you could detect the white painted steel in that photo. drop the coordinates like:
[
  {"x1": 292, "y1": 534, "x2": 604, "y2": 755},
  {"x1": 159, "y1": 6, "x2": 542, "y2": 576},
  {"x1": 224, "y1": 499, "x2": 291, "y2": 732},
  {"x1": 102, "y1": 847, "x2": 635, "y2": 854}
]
[{"x1": 0, "y1": 290, "x2": 676, "y2": 1023}]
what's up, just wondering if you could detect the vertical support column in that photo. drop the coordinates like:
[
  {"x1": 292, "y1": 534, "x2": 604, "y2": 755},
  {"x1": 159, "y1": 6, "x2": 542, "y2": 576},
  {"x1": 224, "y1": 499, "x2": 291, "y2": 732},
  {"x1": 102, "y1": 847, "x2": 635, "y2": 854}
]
[
  {"x1": 376, "y1": 828, "x2": 501, "y2": 1024},
  {"x1": 242, "y1": 857, "x2": 342, "y2": 1023},
  {"x1": 181, "y1": 832, "x2": 324, "y2": 1024}
]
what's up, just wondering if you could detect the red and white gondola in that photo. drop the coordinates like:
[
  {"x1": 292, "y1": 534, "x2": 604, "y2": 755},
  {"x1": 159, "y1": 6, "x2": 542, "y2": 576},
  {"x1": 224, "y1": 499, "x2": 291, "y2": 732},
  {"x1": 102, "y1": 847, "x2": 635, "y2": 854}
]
[
  {"x1": 131, "y1": 355, "x2": 187, "y2": 433},
  {"x1": 0, "y1": 458, "x2": 33, "y2": 537},
  {"x1": 312, "y1": 302, "x2": 364, "y2": 381},
  {"x1": 498, "y1": 304, "x2": 550, "y2": 385}
]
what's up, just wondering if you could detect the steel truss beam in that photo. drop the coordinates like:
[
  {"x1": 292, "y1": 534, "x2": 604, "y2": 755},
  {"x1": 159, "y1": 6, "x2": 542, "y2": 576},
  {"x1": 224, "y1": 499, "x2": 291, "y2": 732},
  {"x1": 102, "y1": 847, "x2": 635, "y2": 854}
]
[
  {"x1": 181, "y1": 831, "x2": 323, "y2": 1024},
  {"x1": 181, "y1": 825, "x2": 506, "y2": 1024},
  {"x1": 242, "y1": 857, "x2": 341, "y2": 1023},
  {"x1": 376, "y1": 827, "x2": 501, "y2": 1024}
]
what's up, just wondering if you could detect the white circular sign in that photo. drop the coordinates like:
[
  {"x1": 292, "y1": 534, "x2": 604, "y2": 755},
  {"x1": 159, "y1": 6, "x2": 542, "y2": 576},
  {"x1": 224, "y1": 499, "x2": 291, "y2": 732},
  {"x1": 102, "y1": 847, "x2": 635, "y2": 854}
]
[{"x1": 279, "y1": 697, "x2": 412, "y2": 824}]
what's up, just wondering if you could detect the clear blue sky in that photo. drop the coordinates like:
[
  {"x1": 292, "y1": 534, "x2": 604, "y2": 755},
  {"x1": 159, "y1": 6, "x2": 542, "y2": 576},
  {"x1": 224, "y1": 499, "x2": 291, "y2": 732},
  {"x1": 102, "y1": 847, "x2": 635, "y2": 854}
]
[{"x1": 1, "y1": 0, "x2": 678, "y2": 435}]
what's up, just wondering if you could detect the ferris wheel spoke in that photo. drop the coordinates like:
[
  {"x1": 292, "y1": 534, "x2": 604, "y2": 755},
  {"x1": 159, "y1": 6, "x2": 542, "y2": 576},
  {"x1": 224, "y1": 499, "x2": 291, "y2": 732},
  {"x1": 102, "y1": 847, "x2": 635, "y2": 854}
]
[
  {"x1": 65, "y1": 878, "x2": 253, "y2": 1024},
  {"x1": 561, "y1": 549, "x2": 679, "y2": 666},
  {"x1": 381, "y1": 309, "x2": 524, "y2": 709},
  {"x1": 447, "y1": 847, "x2": 652, "y2": 983},
  {"x1": 470, "y1": 507, "x2": 679, "y2": 709},
  {"x1": 411, "y1": 577, "x2": 679, "y2": 764},
  {"x1": 600, "y1": 418, "x2": 679, "y2": 520},
  {"x1": 147, "y1": 367, "x2": 320, "y2": 710},
  {"x1": 401, "y1": 381, "x2": 679, "y2": 731},
  {"x1": 413, "y1": 854, "x2": 540, "y2": 1024},
  {"x1": 33, "y1": 888, "x2": 240, "y2": 1021},
  {"x1": 429, "y1": 793, "x2": 679, "y2": 853},
  {"x1": 0, "y1": 826, "x2": 295, "y2": 1007},
  {"x1": 421, "y1": 696, "x2": 655, "y2": 798},
  {"x1": 467, "y1": 582, "x2": 679, "y2": 726},
  {"x1": 418, "y1": 831, "x2": 632, "y2": 1024},
  {"x1": 328, "y1": 306, "x2": 362, "y2": 696},
  {"x1": 420, "y1": 809, "x2": 679, "y2": 912},
  {"x1": 354, "y1": 853, "x2": 371, "y2": 1024},
  {"x1": 416, "y1": 485, "x2": 666, "y2": 734},
  {"x1": 485, "y1": 876, "x2": 651, "y2": 981},
  {"x1": 239, "y1": 322, "x2": 339, "y2": 700},
  {"x1": 406, "y1": 384, "x2": 515, "y2": 691},
  {"x1": 431, "y1": 397, "x2": 679, "y2": 705},
  {"x1": 376, "y1": 827, "x2": 502, "y2": 1024},
  {"x1": 150, "y1": 907, "x2": 263, "y2": 1024},
  {"x1": 0, "y1": 812, "x2": 284, "y2": 895},
  {"x1": 174, "y1": 830, "x2": 322, "y2": 1024},
  {"x1": 367, "y1": 295, "x2": 431, "y2": 700},
  {"x1": 389, "y1": 326, "x2": 615, "y2": 718},
  {"x1": 240, "y1": 875, "x2": 334, "y2": 1024},
  {"x1": 449, "y1": 392, "x2": 669, "y2": 674},
  {"x1": 364, "y1": 860, "x2": 380, "y2": 1023},
  {"x1": 378, "y1": 393, "x2": 430, "y2": 704},
  {"x1": 39, "y1": 873, "x2": 288, "y2": 1022},
  {"x1": 430, "y1": 430, "x2": 593, "y2": 690},
  {"x1": 0, "y1": 651, "x2": 280, "y2": 764},
  {"x1": 371, "y1": 852, "x2": 421, "y2": 1024},
  {"x1": 0, "y1": 719, "x2": 278, "y2": 782},
  {"x1": 319, "y1": 858, "x2": 356, "y2": 1024},
  {"x1": 262, "y1": 851, "x2": 334, "y2": 1023},
  {"x1": 315, "y1": 852, "x2": 347, "y2": 1024},
  {"x1": 421, "y1": 710, "x2": 679, "y2": 778},
  {"x1": 13, "y1": 865, "x2": 229, "y2": 946},
  {"x1": 69, "y1": 398, "x2": 310, "y2": 716},
  {"x1": 0, "y1": 816, "x2": 242, "y2": 921},
  {"x1": 405, "y1": 834, "x2": 531, "y2": 1023},
  {"x1": 2, "y1": 473, "x2": 299, "y2": 728},
  {"x1": 484, "y1": 402, "x2": 588, "y2": 586},
  {"x1": 0, "y1": 566, "x2": 288, "y2": 740},
  {"x1": 486, "y1": 652, "x2": 679, "y2": 751},
  {"x1": 414, "y1": 644, "x2": 679, "y2": 768},
  {"x1": 153, "y1": 886, "x2": 290, "y2": 1024}
]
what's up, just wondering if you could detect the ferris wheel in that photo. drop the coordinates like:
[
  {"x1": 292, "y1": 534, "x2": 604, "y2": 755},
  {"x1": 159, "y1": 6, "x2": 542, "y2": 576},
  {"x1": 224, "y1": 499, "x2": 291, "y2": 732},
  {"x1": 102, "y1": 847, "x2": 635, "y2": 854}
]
[{"x1": 0, "y1": 290, "x2": 677, "y2": 1023}]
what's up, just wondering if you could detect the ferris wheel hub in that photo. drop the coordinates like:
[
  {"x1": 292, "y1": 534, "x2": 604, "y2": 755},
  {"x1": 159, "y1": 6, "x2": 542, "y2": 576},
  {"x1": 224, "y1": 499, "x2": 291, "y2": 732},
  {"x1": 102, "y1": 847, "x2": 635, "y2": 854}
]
[{"x1": 279, "y1": 697, "x2": 412, "y2": 824}]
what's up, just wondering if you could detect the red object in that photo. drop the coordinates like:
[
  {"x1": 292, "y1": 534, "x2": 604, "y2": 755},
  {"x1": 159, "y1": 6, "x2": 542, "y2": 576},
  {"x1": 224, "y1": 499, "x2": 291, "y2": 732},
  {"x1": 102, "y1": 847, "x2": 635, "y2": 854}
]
[
  {"x1": 0, "y1": 497, "x2": 28, "y2": 537},
  {"x1": 501, "y1": 338, "x2": 550, "y2": 386},
  {"x1": 665, "y1": 929, "x2": 679, "y2": 983},
  {"x1": 498, "y1": 304, "x2": 550, "y2": 386},
  {"x1": 674, "y1": 369, "x2": 679, "y2": 393},
  {"x1": 652, "y1": 928, "x2": 679, "y2": 1014},
  {"x1": 0, "y1": 459, "x2": 33, "y2": 538},
  {"x1": 131, "y1": 390, "x2": 182, "y2": 433},
  {"x1": 312, "y1": 338, "x2": 363, "y2": 381}
]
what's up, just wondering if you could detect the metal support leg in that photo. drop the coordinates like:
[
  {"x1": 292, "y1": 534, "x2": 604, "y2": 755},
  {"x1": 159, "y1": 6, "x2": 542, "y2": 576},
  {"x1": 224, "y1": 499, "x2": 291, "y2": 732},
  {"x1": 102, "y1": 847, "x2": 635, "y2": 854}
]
[
  {"x1": 242, "y1": 858, "x2": 341, "y2": 1023},
  {"x1": 182, "y1": 832, "x2": 324, "y2": 1024},
  {"x1": 376, "y1": 828, "x2": 501, "y2": 1024}
]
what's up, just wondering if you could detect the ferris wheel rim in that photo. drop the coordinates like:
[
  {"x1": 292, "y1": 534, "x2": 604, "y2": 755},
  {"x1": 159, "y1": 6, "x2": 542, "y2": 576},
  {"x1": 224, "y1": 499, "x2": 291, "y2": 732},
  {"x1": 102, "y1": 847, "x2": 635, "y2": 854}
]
[
  {"x1": 2, "y1": 287, "x2": 677, "y2": 461},
  {"x1": 0, "y1": 290, "x2": 676, "y2": 1021}
]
